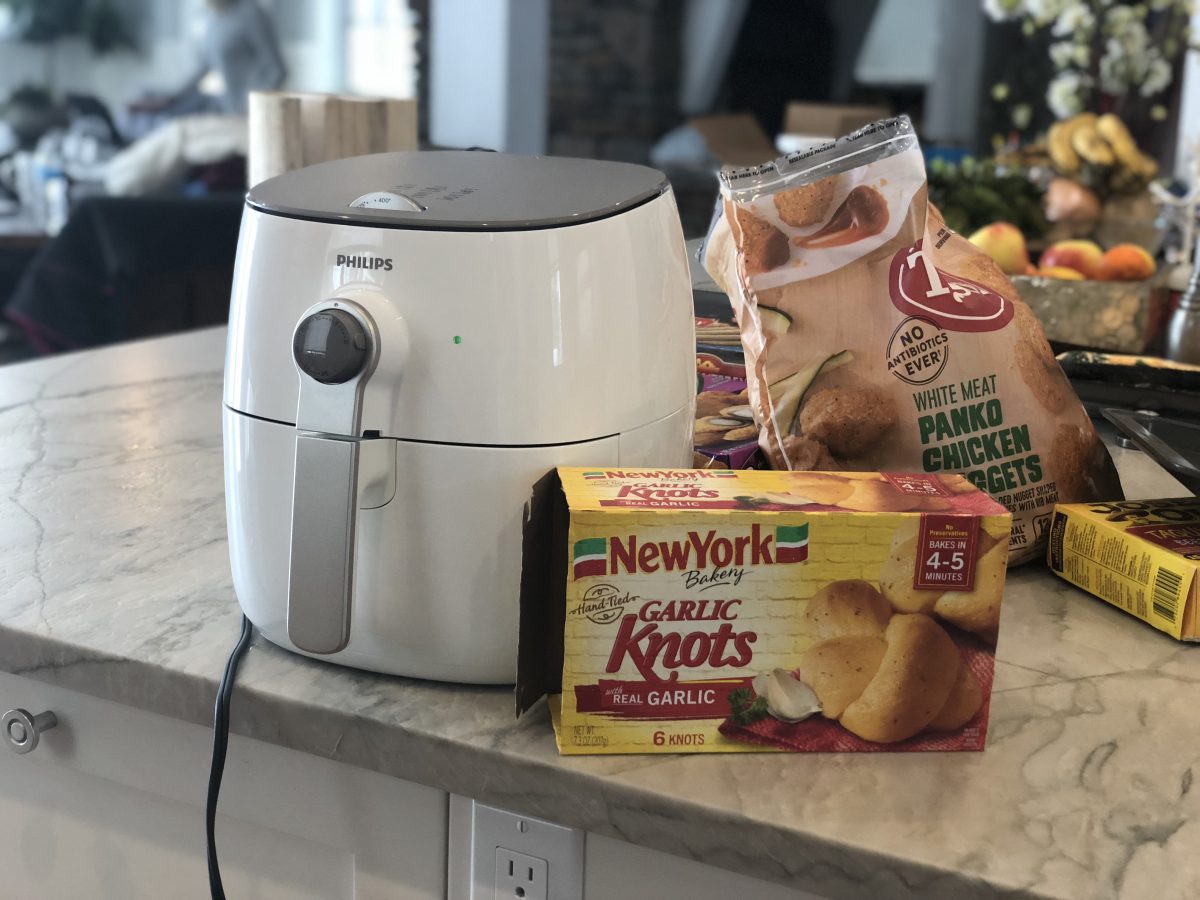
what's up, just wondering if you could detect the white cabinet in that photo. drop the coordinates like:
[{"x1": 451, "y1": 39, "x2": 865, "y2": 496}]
[
  {"x1": 584, "y1": 833, "x2": 828, "y2": 900},
  {"x1": 0, "y1": 670, "x2": 829, "y2": 900},
  {"x1": 0, "y1": 671, "x2": 447, "y2": 899}
]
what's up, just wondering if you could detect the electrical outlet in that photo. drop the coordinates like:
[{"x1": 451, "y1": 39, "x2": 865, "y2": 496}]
[
  {"x1": 448, "y1": 796, "x2": 584, "y2": 900},
  {"x1": 495, "y1": 848, "x2": 548, "y2": 900}
]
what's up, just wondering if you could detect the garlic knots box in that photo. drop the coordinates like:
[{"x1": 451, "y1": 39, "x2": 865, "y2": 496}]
[{"x1": 518, "y1": 467, "x2": 1012, "y2": 754}]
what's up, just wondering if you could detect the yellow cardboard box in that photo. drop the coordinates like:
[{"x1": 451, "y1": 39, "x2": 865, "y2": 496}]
[
  {"x1": 1048, "y1": 498, "x2": 1200, "y2": 640},
  {"x1": 518, "y1": 468, "x2": 1012, "y2": 754}
]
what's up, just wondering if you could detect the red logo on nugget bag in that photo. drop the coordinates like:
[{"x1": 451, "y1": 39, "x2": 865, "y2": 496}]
[{"x1": 890, "y1": 241, "x2": 1014, "y2": 333}]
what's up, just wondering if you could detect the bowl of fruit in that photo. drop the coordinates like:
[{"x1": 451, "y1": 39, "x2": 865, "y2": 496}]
[
  {"x1": 969, "y1": 223, "x2": 1163, "y2": 354},
  {"x1": 942, "y1": 113, "x2": 1168, "y2": 353}
]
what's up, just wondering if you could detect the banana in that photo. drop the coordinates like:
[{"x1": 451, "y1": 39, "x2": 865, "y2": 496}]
[
  {"x1": 1066, "y1": 112, "x2": 1097, "y2": 133},
  {"x1": 1050, "y1": 112, "x2": 1156, "y2": 185},
  {"x1": 1095, "y1": 114, "x2": 1141, "y2": 168},
  {"x1": 1095, "y1": 114, "x2": 1159, "y2": 181},
  {"x1": 1047, "y1": 122, "x2": 1081, "y2": 174},
  {"x1": 1131, "y1": 151, "x2": 1158, "y2": 179},
  {"x1": 1070, "y1": 118, "x2": 1116, "y2": 167}
]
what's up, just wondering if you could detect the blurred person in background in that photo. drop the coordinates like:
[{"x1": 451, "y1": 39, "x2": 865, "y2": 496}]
[
  {"x1": 134, "y1": 0, "x2": 286, "y2": 118},
  {"x1": 105, "y1": 0, "x2": 285, "y2": 196}
]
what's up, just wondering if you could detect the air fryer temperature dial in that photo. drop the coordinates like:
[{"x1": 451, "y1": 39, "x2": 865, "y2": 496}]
[{"x1": 293, "y1": 309, "x2": 370, "y2": 384}]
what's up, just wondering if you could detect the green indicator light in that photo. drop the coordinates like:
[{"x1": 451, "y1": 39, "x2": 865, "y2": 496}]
[{"x1": 452, "y1": 335, "x2": 463, "y2": 345}]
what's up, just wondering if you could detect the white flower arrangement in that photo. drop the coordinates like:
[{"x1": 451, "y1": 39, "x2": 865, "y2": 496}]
[
  {"x1": 1102, "y1": 4, "x2": 1137, "y2": 31},
  {"x1": 1051, "y1": 3, "x2": 1096, "y2": 36},
  {"x1": 982, "y1": 0, "x2": 1194, "y2": 119},
  {"x1": 1050, "y1": 40, "x2": 1091, "y2": 67},
  {"x1": 1025, "y1": 0, "x2": 1072, "y2": 24},
  {"x1": 1048, "y1": 70, "x2": 1095, "y2": 117},
  {"x1": 1143, "y1": 56, "x2": 1174, "y2": 94}
]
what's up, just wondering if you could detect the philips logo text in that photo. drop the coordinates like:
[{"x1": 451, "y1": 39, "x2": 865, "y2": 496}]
[{"x1": 336, "y1": 254, "x2": 393, "y2": 271}]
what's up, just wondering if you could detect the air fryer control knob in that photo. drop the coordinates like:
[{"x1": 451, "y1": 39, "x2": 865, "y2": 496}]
[{"x1": 293, "y1": 309, "x2": 370, "y2": 384}]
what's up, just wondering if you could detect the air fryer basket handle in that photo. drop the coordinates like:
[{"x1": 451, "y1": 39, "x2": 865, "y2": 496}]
[
  {"x1": 285, "y1": 299, "x2": 380, "y2": 655},
  {"x1": 287, "y1": 434, "x2": 360, "y2": 653}
]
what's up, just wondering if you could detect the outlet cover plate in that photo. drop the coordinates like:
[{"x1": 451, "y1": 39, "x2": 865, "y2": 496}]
[{"x1": 448, "y1": 796, "x2": 584, "y2": 900}]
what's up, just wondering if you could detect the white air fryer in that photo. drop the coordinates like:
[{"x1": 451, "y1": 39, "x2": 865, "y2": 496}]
[{"x1": 223, "y1": 151, "x2": 695, "y2": 683}]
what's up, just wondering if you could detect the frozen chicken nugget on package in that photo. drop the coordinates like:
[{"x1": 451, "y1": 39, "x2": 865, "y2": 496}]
[{"x1": 703, "y1": 116, "x2": 1122, "y2": 563}]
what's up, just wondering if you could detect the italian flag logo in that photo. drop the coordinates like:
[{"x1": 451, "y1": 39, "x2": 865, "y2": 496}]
[
  {"x1": 776, "y1": 524, "x2": 809, "y2": 563},
  {"x1": 572, "y1": 537, "x2": 607, "y2": 579},
  {"x1": 583, "y1": 471, "x2": 606, "y2": 480}
]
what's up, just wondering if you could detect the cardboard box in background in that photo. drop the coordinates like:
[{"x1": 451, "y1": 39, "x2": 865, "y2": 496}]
[
  {"x1": 686, "y1": 107, "x2": 895, "y2": 170},
  {"x1": 688, "y1": 114, "x2": 777, "y2": 166},
  {"x1": 519, "y1": 468, "x2": 1012, "y2": 755},
  {"x1": 781, "y1": 102, "x2": 892, "y2": 140},
  {"x1": 1049, "y1": 498, "x2": 1200, "y2": 640}
]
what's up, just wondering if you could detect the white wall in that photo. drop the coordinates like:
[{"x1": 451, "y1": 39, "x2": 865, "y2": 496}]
[
  {"x1": 429, "y1": 0, "x2": 548, "y2": 153},
  {"x1": 429, "y1": 0, "x2": 506, "y2": 150},
  {"x1": 921, "y1": 0, "x2": 987, "y2": 146},
  {"x1": 678, "y1": 0, "x2": 748, "y2": 116},
  {"x1": 1175, "y1": 8, "x2": 1200, "y2": 179},
  {"x1": 345, "y1": 0, "x2": 417, "y2": 98}
]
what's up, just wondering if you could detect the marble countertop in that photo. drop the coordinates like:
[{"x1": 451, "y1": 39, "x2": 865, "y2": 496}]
[{"x1": 2, "y1": 327, "x2": 1198, "y2": 900}]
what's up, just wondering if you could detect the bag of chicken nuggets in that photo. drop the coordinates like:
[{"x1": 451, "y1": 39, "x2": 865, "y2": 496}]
[{"x1": 702, "y1": 116, "x2": 1121, "y2": 564}]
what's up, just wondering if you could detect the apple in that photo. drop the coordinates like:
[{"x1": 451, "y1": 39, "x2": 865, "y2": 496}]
[
  {"x1": 968, "y1": 222, "x2": 1030, "y2": 276},
  {"x1": 1038, "y1": 240, "x2": 1104, "y2": 279}
]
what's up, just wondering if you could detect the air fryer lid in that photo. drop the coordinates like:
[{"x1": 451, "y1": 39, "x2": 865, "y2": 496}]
[{"x1": 246, "y1": 151, "x2": 669, "y2": 231}]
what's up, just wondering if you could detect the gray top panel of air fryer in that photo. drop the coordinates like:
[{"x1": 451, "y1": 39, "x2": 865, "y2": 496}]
[{"x1": 246, "y1": 151, "x2": 670, "y2": 231}]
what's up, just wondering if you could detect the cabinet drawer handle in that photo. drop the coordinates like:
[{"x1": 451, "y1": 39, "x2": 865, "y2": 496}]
[{"x1": 2, "y1": 709, "x2": 57, "y2": 754}]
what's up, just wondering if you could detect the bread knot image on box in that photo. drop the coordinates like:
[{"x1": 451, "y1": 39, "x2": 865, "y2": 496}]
[
  {"x1": 802, "y1": 577, "x2": 984, "y2": 742},
  {"x1": 738, "y1": 515, "x2": 1003, "y2": 744},
  {"x1": 798, "y1": 613, "x2": 978, "y2": 743},
  {"x1": 879, "y1": 519, "x2": 1009, "y2": 643},
  {"x1": 735, "y1": 473, "x2": 952, "y2": 514},
  {"x1": 742, "y1": 584, "x2": 982, "y2": 744}
]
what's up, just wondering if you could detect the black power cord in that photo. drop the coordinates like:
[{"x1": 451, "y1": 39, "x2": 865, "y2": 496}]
[{"x1": 207, "y1": 614, "x2": 254, "y2": 900}]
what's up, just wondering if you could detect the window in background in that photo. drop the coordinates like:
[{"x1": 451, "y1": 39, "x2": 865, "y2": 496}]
[{"x1": 346, "y1": 0, "x2": 417, "y2": 98}]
